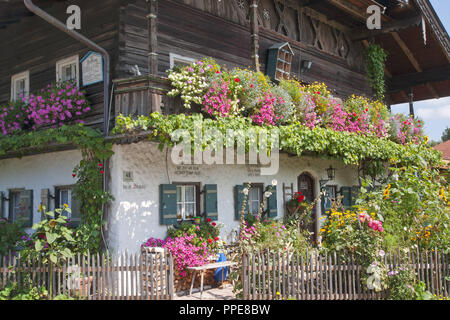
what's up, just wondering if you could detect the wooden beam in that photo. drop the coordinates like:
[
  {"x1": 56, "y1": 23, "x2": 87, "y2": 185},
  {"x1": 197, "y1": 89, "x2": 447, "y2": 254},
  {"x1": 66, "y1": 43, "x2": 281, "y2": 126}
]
[
  {"x1": 350, "y1": 15, "x2": 422, "y2": 41},
  {"x1": 388, "y1": 66, "x2": 450, "y2": 93},
  {"x1": 327, "y1": 0, "x2": 388, "y2": 23},
  {"x1": 391, "y1": 31, "x2": 439, "y2": 98}
]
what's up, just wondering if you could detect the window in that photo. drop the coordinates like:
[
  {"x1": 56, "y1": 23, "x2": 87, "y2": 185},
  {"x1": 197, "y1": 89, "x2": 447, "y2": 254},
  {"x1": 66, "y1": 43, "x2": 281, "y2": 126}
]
[
  {"x1": 169, "y1": 53, "x2": 195, "y2": 70},
  {"x1": 8, "y1": 190, "x2": 33, "y2": 227},
  {"x1": 11, "y1": 71, "x2": 30, "y2": 101},
  {"x1": 56, "y1": 55, "x2": 79, "y2": 86},
  {"x1": 248, "y1": 184, "x2": 264, "y2": 215},
  {"x1": 175, "y1": 183, "x2": 200, "y2": 220},
  {"x1": 321, "y1": 185, "x2": 337, "y2": 214},
  {"x1": 55, "y1": 186, "x2": 82, "y2": 227}
]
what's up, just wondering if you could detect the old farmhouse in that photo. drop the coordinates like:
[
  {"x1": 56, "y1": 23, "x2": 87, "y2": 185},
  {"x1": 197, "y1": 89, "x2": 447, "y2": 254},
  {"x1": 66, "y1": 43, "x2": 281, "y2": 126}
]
[{"x1": 0, "y1": 0, "x2": 449, "y2": 253}]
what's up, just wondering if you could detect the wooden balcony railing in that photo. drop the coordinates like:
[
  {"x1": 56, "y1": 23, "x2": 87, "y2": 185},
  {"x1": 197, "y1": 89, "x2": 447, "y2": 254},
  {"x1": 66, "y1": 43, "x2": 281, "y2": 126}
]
[{"x1": 113, "y1": 75, "x2": 185, "y2": 122}]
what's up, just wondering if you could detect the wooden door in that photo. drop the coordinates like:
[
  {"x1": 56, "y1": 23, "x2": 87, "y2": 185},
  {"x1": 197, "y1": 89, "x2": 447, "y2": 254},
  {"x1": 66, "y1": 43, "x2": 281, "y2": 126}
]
[{"x1": 298, "y1": 173, "x2": 317, "y2": 240}]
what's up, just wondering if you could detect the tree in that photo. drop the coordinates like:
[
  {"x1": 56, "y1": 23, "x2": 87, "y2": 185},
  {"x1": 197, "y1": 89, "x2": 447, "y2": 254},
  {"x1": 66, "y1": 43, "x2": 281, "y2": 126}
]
[{"x1": 442, "y1": 127, "x2": 450, "y2": 142}]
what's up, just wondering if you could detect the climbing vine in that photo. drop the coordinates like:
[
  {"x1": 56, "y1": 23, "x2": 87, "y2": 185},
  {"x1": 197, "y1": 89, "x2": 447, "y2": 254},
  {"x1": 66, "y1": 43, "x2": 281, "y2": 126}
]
[
  {"x1": 366, "y1": 44, "x2": 388, "y2": 101},
  {"x1": 0, "y1": 124, "x2": 114, "y2": 254}
]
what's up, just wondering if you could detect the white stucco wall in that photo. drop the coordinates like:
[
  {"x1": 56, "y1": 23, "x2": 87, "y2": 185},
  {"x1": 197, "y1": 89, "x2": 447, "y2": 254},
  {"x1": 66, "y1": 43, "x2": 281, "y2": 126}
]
[
  {"x1": 0, "y1": 149, "x2": 83, "y2": 231},
  {"x1": 106, "y1": 141, "x2": 360, "y2": 253}
]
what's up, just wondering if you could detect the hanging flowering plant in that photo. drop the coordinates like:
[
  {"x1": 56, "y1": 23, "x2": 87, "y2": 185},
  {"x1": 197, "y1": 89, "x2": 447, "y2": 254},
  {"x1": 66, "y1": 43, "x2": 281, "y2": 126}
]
[
  {"x1": 0, "y1": 82, "x2": 91, "y2": 136},
  {"x1": 167, "y1": 58, "x2": 220, "y2": 109},
  {"x1": 0, "y1": 100, "x2": 28, "y2": 136},
  {"x1": 23, "y1": 82, "x2": 90, "y2": 130}
]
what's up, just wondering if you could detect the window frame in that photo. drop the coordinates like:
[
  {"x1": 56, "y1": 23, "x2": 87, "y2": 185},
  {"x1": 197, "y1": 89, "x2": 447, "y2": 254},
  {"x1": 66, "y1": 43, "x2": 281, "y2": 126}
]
[
  {"x1": 11, "y1": 71, "x2": 30, "y2": 101},
  {"x1": 8, "y1": 189, "x2": 33, "y2": 227},
  {"x1": 54, "y1": 185, "x2": 81, "y2": 227},
  {"x1": 247, "y1": 183, "x2": 264, "y2": 216},
  {"x1": 174, "y1": 182, "x2": 201, "y2": 221},
  {"x1": 321, "y1": 184, "x2": 338, "y2": 216},
  {"x1": 56, "y1": 55, "x2": 80, "y2": 87},
  {"x1": 169, "y1": 53, "x2": 195, "y2": 70}
]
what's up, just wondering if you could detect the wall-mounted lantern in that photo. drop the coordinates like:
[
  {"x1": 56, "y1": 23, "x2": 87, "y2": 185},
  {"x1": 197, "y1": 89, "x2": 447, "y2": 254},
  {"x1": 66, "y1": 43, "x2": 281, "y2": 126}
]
[
  {"x1": 266, "y1": 42, "x2": 294, "y2": 81},
  {"x1": 320, "y1": 166, "x2": 336, "y2": 189}
]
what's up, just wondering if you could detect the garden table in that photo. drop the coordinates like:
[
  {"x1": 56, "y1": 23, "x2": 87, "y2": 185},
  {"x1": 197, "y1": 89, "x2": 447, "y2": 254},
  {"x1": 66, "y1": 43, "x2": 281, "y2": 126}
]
[{"x1": 187, "y1": 261, "x2": 237, "y2": 299}]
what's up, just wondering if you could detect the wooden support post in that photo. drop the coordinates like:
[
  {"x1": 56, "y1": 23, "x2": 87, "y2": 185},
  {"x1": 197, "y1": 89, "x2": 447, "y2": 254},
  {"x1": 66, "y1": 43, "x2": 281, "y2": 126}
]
[
  {"x1": 146, "y1": 0, "x2": 161, "y2": 114},
  {"x1": 146, "y1": 0, "x2": 158, "y2": 75},
  {"x1": 408, "y1": 88, "x2": 415, "y2": 118},
  {"x1": 249, "y1": 0, "x2": 260, "y2": 72}
]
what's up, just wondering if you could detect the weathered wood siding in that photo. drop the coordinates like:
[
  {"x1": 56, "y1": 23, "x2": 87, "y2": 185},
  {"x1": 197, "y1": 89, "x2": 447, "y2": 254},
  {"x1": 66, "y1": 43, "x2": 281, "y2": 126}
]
[
  {"x1": 117, "y1": 0, "x2": 372, "y2": 98},
  {"x1": 0, "y1": 0, "x2": 121, "y2": 130}
]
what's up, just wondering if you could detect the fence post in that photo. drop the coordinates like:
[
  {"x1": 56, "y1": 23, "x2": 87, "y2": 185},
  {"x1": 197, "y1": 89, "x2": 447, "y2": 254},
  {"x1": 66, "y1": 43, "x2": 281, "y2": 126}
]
[
  {"x1": 242, "y1": 252, "x2": 249, "y2": 300},
  {"x1": 167, "y1": 249, "x2": 174, "y2": 300}
]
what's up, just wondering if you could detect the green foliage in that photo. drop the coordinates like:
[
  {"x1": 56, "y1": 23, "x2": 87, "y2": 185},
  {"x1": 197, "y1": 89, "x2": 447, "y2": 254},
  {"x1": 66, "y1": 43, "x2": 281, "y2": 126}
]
[
  {"x1": 442, "y1": 127, "x2": 450, "y2": 142},
  {"x1": 0, "y1": 124, "x2": 114, "y2": 254},
  {"x1": 113, "y1": 113, "x2": 442, "y2": 169},
  {"x1": 0, "y1": 218, "x2": 26, "y2": 256},
  {"x1": 20, "y1": 210, "x2": 77, "y2": 265},
  {"x1": 0, "y1": 282, "x2": 48, "y2": 300},
  {"x1": 241, "y1": 219, "x2": 312, "y2": 253},
  {"x1": 0, "y1": 280, "x2": 76, "y2": 300},
  {"x1": 365, "y1": 44, "x2": 388, "y2": 100},
  {"x1": 386, "y1": 267, "x2": 433, "y2": 300},
  {"x1": 356, "y1": 163, "x2": 449, "y2": 252}
]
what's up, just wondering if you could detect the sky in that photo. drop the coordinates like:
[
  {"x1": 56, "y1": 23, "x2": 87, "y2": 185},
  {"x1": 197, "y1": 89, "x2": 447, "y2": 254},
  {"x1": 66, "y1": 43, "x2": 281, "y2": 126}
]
[{"x1": 391, "y1": 0, "x2": 450, "y2": 142}]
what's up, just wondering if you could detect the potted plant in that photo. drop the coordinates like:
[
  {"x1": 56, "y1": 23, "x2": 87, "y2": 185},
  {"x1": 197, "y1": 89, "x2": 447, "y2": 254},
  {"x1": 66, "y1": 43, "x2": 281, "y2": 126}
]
[{"x1": 286, "y1": 192, "x2": 306, "y2": 215}]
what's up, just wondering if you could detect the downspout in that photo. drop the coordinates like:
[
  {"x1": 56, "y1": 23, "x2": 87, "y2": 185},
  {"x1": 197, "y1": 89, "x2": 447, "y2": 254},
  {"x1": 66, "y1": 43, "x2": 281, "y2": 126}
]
[
  {"x1": 24, "y1": 0, "x2": 112, "y2": 251},
  {"x1": 23, "y1": 0, "x2": 111, "y2": 135}
]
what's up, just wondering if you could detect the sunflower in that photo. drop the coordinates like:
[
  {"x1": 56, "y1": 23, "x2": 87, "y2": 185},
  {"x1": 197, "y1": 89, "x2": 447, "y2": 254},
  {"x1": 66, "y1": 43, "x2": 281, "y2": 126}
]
[
  {"x1": 383, "y1": 187, "x2": 390, "y2": 200},
  {"x1": 49, "y1": 219, "x2": 57, "y2": 228}
]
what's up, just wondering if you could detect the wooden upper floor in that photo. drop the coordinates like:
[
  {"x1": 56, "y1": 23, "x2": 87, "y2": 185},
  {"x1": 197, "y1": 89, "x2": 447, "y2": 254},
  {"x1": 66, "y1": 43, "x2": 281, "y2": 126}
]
[{"x1": 1, "y1": 0, "x2": 449, "y2": 133}]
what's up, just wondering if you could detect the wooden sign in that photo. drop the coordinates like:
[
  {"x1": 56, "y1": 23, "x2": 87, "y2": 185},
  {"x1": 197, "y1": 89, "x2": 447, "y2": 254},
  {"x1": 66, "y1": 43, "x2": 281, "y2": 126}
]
[{"x1": 81, "y1": 51, "x2": 104, "y2": 86}]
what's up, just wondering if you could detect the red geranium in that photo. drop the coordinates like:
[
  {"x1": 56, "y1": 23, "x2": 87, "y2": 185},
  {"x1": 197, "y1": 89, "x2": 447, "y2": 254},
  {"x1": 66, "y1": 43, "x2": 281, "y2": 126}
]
[
  {"x1": 234, "y1": 77, "x2": 240, "y2": 83},
  {"x1": 207, "y1": 218, "x2": 212, "y2": 223},
  {"x1": 208, "y1": 238, "x2": 213, "y2": 244},
  {"x1": 212, "y1": 222, "x2": 216, "y2": 227},
  {"x1": 293, "y1": 192, "x2": 305, "y2": 203},
  {"x1": 214, "y1": 237, "x2": 219, "y2": 241}
]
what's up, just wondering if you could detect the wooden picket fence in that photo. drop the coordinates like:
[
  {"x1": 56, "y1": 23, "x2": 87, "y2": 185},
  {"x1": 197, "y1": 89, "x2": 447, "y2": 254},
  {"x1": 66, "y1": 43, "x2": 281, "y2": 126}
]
[
  {"x1": 242, "y1": 249, "x2": 449, "y2": 300},
  {"x1": 0, "y1": 248, "x2": 174, "y2": 300}
]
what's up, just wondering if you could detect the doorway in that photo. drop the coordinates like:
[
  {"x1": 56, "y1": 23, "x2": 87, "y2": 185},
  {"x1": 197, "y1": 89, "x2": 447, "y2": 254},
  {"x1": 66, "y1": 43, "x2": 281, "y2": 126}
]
[{"x1": 298, "y1": 172, "x2": 317, "y2": 241}]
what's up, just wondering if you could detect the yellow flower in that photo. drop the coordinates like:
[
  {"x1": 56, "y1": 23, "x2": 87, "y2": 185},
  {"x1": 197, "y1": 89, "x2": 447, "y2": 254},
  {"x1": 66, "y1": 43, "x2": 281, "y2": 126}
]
[
  {"x1": 38, "y1": 203, "x2": 42, "y2": 213},
  {"x1": 276, "y1": 291, "x2": 280, "y2": 296},
  {"x1": 63, "y1": 203, "x2": 69, "y2": 208},
  {"x1": 49, "y1": 220, "x2": 57, "y2": 228},
  {"x1": 424, "y1": 136, "x2": 429, "y2": 144},
  {"x1": 439, "y1": 187, "x2": 445, "y2": 199}
]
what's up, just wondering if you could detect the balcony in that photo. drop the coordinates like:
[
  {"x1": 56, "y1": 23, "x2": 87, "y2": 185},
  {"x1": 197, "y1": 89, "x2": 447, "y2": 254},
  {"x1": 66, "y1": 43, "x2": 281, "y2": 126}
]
[{"x1": 113, "y1": 75, "x2": 193, "y2": 122}]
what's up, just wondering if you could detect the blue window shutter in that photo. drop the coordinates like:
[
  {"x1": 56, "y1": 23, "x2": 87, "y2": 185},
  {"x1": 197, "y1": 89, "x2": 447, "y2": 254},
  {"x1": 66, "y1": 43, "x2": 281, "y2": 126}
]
[
  {"x1": 160, "y1": 184, "x2": 178, "y2": 225},
  {"x1": 351, "y1": 186, "x2": 360, "y2": 206},
  {"x1": 204, "y1": 184, "x2": 218, "y2": 222},
  {"x1": 321, "y1": 186, "x2": 334, "y2": 215},
  {"x1": 0, "y1": 192, "x2": 4, "y2": 218},
  {"x1": 340, "y1": 187, "x2": 352, "y2": 210},
  {"x1": 234, "y1": 185, "x2": 248, "y2": 220},
  {"x1": 267, "y1": 185, "x2": 278, "y2": 218}
]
